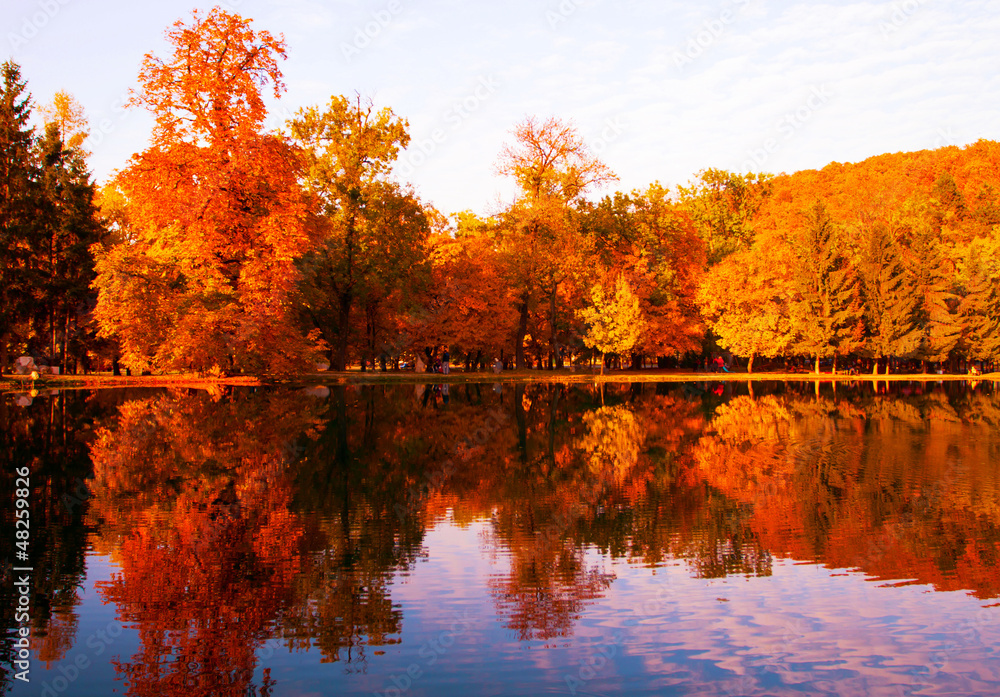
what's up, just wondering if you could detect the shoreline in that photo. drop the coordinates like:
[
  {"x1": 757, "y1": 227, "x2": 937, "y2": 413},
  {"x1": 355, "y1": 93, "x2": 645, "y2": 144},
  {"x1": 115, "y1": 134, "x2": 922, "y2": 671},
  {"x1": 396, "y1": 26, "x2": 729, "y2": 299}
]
[{"x1": 2, "y1": 369, "x2": 997, "y2": 394}]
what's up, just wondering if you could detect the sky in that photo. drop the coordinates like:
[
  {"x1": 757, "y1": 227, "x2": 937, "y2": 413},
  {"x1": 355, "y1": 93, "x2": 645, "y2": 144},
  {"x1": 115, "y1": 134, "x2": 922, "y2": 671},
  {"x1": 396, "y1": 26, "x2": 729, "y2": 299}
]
[{"x1": 6, "y1": 0, "x2": 1000, "y2": 216}]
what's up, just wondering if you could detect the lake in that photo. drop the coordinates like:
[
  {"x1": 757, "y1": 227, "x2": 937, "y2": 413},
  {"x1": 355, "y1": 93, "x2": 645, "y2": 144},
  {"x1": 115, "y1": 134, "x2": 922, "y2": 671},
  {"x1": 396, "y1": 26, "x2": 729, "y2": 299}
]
[{"x1": 3, "y1": 380, "x2": 1000, "y2": 696}]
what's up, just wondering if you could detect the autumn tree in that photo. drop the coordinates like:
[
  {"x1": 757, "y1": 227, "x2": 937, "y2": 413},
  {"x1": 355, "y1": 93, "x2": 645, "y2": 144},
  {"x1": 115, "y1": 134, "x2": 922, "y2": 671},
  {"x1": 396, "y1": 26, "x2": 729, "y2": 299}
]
[
  {"x1": 92, "y1": 8, "x2": 317, "y2": 375},
  {"x1": 577, "y1": 274, "x2": 645, "y2": 375},
  {"x1": 290, "y1": 95, "x2": 428, "y2": 370},
  {"x1": 584, "y1": 185, "x2": 705, "y2": 366},
  {"x1": 902, "y1": 204, "x2": 961, "y2": 368},
  {"x1": 496, "y1": 116, "x2": 616, "y2": 369},
  {"x1": 968, "y1": 182, "x2": 1000, "y2": 234},
  {"x1": 929, "y1": 171, "x2": 966, "y2": 239},
  {"x1": 37, "y1": 90, "x2": 89, "y2": 154},
  {"x1": 698, "y1": 243, "x2": 793, "y2": 373},
  {"x1": 677, "y1": 168, "x2": 773, "y2": 265},
  {"x1": 354, "y1": 183, "x2": 431, "y2": 368},
  {"x1": 788, "y1": 201, "x2": 865, "y2": 373},
  {"x1": 855, "y1": 222, "x2": 921, "y2": 373},
  {"x1": 408, "y1": 211, "x2": 518, "y2": 368},
  {"x1": 956, "y1": 243, "x2": 1000, "y2": 365}
]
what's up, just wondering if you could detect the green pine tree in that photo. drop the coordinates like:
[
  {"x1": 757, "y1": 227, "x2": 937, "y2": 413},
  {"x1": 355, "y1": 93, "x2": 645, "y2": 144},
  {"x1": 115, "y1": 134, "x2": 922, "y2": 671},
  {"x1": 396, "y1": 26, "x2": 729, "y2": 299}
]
[
  {"x1": 857, "y1": 223, "x2": 921, "y2": 373},
  {"x1": 906, "y1": 219, "x2": 961, "y2": 367},
  {"x1": 789, "y1": 201, "x2": 865, "y2": 373},
  {"x1": 0, "y1": 61, "x2": 40, "y2": 375},
  {"x1": 958, "y1": 270, "x2": 1000, "y2": 366},
  {"x1": 35, "y1": 121, "x2": 105, "y2": 370}
]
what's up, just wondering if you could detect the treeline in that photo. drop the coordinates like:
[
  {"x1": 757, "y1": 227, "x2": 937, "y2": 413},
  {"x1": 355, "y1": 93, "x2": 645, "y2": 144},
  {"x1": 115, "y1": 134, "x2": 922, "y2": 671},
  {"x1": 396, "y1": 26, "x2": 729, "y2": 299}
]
[
  {"x1": 701, "y1": 145, "x2": 1000, "y2": 374},
  {"x1": 2, "y1": 7, "x2": 999, "y2": 377}
]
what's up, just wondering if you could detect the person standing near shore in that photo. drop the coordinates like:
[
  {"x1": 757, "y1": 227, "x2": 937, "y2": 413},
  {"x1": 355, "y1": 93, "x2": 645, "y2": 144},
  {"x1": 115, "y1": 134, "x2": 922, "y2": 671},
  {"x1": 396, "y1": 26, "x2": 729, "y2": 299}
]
[{"x1": 442, "y1": 348, "x2": 450, "y2": 375}]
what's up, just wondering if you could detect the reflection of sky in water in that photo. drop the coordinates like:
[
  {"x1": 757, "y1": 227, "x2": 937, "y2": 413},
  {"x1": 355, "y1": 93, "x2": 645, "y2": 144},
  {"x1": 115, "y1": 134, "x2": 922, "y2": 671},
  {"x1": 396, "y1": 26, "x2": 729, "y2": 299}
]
[
  {"x1": 277, "y1": 516, "x2": 1000, "y2": 696},
  {"x1": 8, "y1": 382, "x2": 1000, "y2": 696}
]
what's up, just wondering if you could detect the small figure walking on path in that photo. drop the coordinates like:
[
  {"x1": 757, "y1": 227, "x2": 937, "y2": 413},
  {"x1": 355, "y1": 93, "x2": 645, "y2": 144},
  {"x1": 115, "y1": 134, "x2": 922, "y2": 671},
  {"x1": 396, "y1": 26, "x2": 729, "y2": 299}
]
[{"x1": 442, "y1": 347, "x2": 450, "y2": 375}]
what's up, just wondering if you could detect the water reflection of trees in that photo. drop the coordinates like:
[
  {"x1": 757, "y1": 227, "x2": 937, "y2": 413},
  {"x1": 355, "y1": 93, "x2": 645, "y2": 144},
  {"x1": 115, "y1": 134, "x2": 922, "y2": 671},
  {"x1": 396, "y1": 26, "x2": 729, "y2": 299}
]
[
  {"x1": 8, "y1": 379, "x2": 1000, "y2": 686},
  {"x1": 88, "y1": 388, "x2": 325, "y2": 697},
  {"x1": 692, "y1": 384, "x2": 1000, "y2": 598},
  {"x1": 0, "y1": 389, "x2": 121, "y2": 691},
  {"x1": 283, "y1": 386, "x2": 430, "y2": 666}
]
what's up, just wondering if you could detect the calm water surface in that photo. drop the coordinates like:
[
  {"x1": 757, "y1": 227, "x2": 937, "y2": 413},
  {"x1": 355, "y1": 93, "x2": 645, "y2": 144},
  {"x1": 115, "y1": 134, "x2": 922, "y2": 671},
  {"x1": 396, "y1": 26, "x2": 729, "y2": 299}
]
[{"x1": 2, "y1": 380, "x2": 1000, "y2": 696}]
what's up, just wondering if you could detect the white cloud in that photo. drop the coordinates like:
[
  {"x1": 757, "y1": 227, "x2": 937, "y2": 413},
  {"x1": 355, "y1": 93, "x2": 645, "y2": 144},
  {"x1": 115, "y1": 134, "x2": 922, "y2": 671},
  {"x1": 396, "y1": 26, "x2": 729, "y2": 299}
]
[{"x1": 10, "y1": 0, "x2": 1000, "y2": 213}]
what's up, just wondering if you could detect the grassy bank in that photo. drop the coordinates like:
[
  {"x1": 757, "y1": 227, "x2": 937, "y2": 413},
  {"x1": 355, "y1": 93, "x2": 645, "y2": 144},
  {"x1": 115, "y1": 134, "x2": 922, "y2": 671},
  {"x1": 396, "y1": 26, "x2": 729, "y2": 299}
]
[{"x1": 3, "y1": 368, "x2": 998, "y2": 394}]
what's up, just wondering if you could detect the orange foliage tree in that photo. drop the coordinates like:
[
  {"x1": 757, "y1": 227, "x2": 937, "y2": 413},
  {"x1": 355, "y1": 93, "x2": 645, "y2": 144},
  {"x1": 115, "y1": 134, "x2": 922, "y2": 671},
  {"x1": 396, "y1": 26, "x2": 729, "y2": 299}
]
[
  {"x1": 407, "y1": 211, "x2": 519, "y2": 367},
  {"x1": 495, "y1": 116, "x2": 616, "y2": 369},
  {"x1": 584, "y1": 185, "x2": 705, "y2": 366},
  {"x1": 677, "y1": 168, "x2": 773, "y2": 265},
  {"x1": 788, "y1": 201, "x2": 866, "y2": 372},
  {"x1": 92, "y1": 8, "x2": 319, "y2": 375}
]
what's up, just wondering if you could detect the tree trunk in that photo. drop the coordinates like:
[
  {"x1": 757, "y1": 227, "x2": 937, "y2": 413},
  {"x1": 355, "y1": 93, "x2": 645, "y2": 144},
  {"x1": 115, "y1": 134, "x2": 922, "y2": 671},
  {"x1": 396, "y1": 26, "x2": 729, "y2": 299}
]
[
  {"x1": 872, "y1": 358, "x2": 879, "y2": 376},
  {"x1": 815, "y1": 355, "x2": 820, "y2": 374},
  {"x1": 549, "y1": 289, "x2": 558, "y2": 370},
  {"x1": 0, "y1": 332, "x2": 6, "y2": 377},
  {"x1": 61, "y1": 308, "x2": 70, "y2": 371},
  {"x1": 515, "y1": 301, "x2": 528, "y2": 370},
  {"x1": 748, "y1": 353, "x2": 755, "y2": 374},
  {"x1": 333, "y1": 291, "x2": 352, "y2": 371},
  {"x1": 50, "y1": 304, "x2": 56, "y2": 362},
  {"x1": 832, "y1": 354, "x2": 837, "y2": 375},
  {"x1": 631, "y1": 352, "x2": 643, "y2": 371},
  {"x1": 600, "y1": 352, "x2": 605, "y2": 376}
]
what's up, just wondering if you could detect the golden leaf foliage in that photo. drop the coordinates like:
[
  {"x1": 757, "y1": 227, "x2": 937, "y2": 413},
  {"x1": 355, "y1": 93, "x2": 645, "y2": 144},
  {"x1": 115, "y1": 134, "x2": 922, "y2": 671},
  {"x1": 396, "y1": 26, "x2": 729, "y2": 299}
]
[
  {"x1": 577, "y1": 274, "x2": 645, "y2": 372},
  {"x1": 290, "y1": 95, "x2": 429, "y2": 370}
]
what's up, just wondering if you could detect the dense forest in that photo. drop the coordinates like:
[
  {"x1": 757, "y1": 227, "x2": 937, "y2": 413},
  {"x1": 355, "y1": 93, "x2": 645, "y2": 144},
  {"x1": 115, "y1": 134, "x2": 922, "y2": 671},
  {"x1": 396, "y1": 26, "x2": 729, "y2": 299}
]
[{"x1": 2, "y1": 7, "x2": 998, "y2": 377}]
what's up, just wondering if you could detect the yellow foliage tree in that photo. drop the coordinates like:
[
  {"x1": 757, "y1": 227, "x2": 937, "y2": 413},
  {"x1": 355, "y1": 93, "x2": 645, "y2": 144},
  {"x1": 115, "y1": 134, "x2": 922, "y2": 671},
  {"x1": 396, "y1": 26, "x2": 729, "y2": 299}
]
[
  {"x1": 577, "y1": 275, "x2": 645, "y2": 374},
  {"x1": 38, "y1": 90, "x2": 89, "y2": 153}
]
